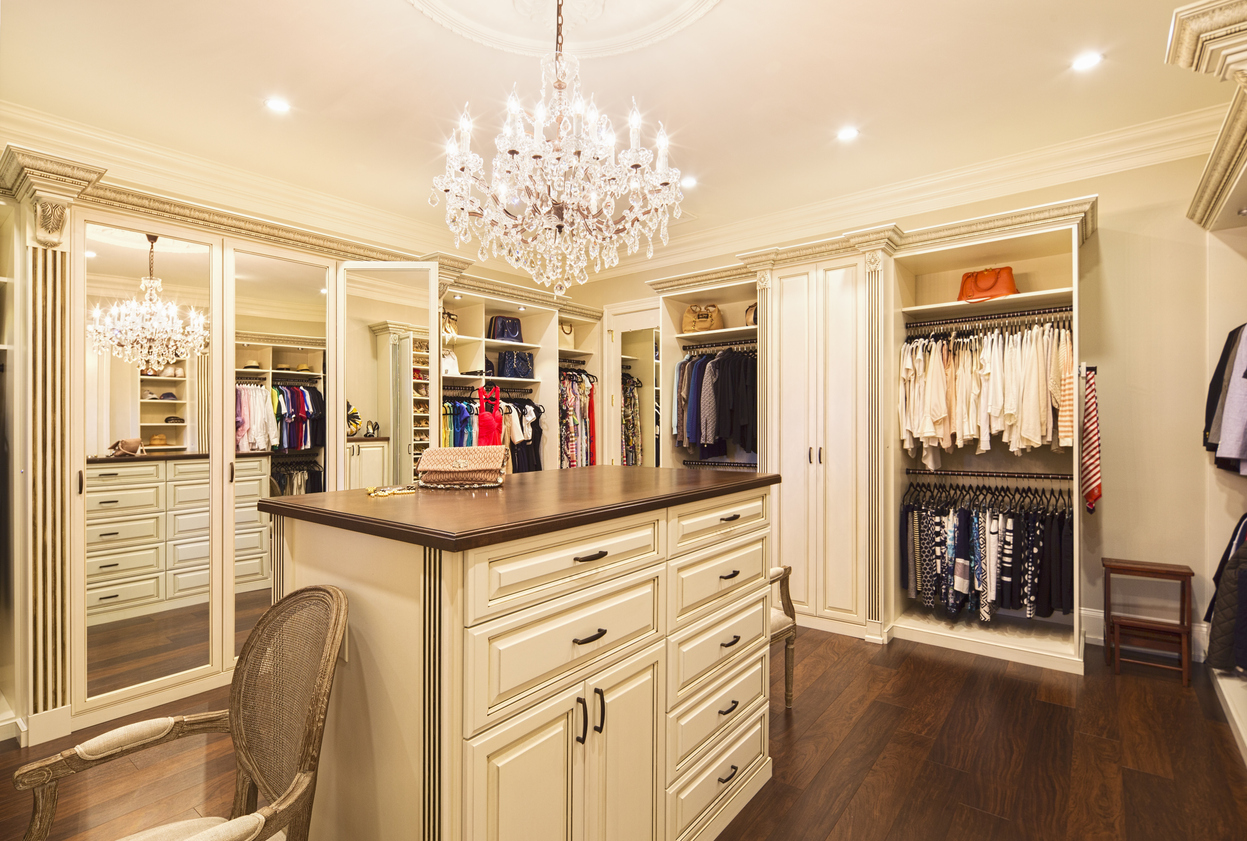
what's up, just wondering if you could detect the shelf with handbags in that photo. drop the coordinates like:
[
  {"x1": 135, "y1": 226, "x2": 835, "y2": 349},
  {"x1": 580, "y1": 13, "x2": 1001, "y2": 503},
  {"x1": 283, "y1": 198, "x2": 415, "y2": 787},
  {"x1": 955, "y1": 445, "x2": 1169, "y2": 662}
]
[
  {"x1": 138, "y1": 358, "x2": 192, "y2": 450},
  {"x1": 557, "y1": 318, "x2": 595, "y2": 360}
]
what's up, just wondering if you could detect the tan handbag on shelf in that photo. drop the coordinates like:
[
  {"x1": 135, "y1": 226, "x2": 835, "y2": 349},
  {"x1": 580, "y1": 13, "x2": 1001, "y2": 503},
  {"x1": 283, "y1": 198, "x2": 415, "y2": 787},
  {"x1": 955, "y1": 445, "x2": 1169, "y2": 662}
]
[
  {"x1": 957, "y1": 267, "x2": 1017, "y2": 302},
  {"x1": 745, "y1": 302, "x2": 758, "y2": 326},
  {"x1": 558, "y1": 322, "x2": 576, "y2": 350},
  {"x1": 681, "y1": 304, "x2": 725, "y2": 333},
  {"x1": 107, "y1": 438, "x2": 145, "y2": 457},
  {"x1": 149, "y1": 434, "x2": 168, "y2": 447},
  {"x1": 416, "y1": 446, "x2": 510, "y2": 489},
  {"x1": 441, "y1": 309, "x2": 459, "y2": 344}
]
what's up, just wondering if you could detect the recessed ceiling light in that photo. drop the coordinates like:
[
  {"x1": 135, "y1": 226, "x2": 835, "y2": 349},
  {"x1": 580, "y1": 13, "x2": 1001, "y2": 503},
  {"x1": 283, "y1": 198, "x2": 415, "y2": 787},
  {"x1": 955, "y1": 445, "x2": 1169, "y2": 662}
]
[
  {"x1": 680, "y1": 176, "x2": 697, "y2": 189},
  {"x1": 518, "y1": 306, "x2": 526, "y2": 311},
  {"x1": 1238, "y1": 208, "x2": 1247, "y2": 217},
  {"x1": 453, "y1": 294, "x2": 462, "y2": 300},
  {"x1": 1072, "y1": 52, "x2": 1102, "y2": 72},
  {"x1": 837, "y1": 127, "x2": 860, "y2": 142},
  {"x1": 85, "y1": 251, "x2": 97, "y2": 258},
  {"x1": 320, "y1": 288, "x2": 327, "y2": 294},
  {"x1": 265, "y1": 97, "x2": 291, "y2": 113}
]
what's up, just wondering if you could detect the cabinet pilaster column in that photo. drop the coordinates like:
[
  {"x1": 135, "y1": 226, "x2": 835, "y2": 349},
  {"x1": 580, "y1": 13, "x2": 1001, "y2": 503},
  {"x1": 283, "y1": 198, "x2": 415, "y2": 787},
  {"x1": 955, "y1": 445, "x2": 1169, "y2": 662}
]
[{"x1": 0, "y1": 147, "x2": 104, "y2": 717}]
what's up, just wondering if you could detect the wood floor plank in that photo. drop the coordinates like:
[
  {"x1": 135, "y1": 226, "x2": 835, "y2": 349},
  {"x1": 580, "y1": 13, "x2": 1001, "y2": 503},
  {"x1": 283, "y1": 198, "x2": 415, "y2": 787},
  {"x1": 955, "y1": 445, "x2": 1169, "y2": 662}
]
[
  {"x1": 1010, "y1": 701, "x2": 1074, "y2": 841},
  {"x1": 1004, "y1": 662, "x2": 1042, "y2": 684},
  {"x1": 1076, "y1": 645, "x2": 1121, "y2": 741},
  {"x1": 945, "y1": 803, "x2": 1017, "y2": 841},
  {"x1": 957, "y1": 669, "x2": 1037, "y2": 820},
  {"x1": 774, "y1": 664, "x2": 896, "y2": 789},
  {"x1": 770, "y1": 641, "x2": 874, "y2": 749},
  {"x1": 1066, "y1": 732, "x2": 1124, "y2": 841},
  {"x1": 1161, "y1": 683, "x2": 1247, "y2": 841},
  {"x1": 1122, "y1": 768, "x2": 1189, "y2": 841},
  {"x1": 764, "y1": 700, "x2": 906, "y2": 841},
  {"x1": 713, "y1": 779, "x2": 803, "y2": 841},
  {"x1": 1192, "y1": 664, "x2": 1229, "y2": 723},
  {"x1": 823, "y1": 728, "x2": 934, "y2": 841},
  {"x1": 870, "y1": 638, "x2": 916, "y2": 670},
  {"x1": 884, "y1": 760, "x2": 970, "y2": 841},
  {"x1": 927, "y1": 655, "x2": 1012, "y2": 773},
  {"x1": 768, "y1": 631, "x2": 844, "y2": 717},
  {"x1": 1117, "y1": 672, "x2": 1176, "y2": 779},
  {"x1": 1211, "y1": 720, "x2": 1247, "y2": 829},
  {"x1": 885, "y1": 646, "x2": 976, "y2": 738},
  {"x1": 1035, "y1": 670, "x2": 1079, "y2": 708}
]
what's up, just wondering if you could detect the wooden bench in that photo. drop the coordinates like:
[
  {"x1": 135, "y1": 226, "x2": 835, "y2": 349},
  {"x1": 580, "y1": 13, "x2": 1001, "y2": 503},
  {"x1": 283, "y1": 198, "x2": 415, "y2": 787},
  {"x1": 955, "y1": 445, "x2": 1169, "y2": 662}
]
[{"x1": 1102, "y1": 557, "x2": 1194, "y2": 686}]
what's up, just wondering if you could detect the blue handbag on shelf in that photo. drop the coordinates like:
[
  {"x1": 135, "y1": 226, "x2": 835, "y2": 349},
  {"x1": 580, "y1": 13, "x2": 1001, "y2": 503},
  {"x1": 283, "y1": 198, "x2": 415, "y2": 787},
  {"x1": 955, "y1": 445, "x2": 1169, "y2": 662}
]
[
  {"x1": 499, "y1": 350, "x2": 533, "y2": 379},
  {"x1": 488, "y1": 316, "x2": 524, "y2": 343}
]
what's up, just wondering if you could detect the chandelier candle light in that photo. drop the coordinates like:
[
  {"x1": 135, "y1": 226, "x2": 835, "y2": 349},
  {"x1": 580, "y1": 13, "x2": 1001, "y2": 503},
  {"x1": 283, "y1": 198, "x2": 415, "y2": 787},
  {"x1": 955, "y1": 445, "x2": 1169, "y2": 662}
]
[
  {"x1": 432, "y1": 0, "x2": 683, "y2": 295},
  {"x1": 87, "y1": 234, "x2": 209, "y2": 370}
]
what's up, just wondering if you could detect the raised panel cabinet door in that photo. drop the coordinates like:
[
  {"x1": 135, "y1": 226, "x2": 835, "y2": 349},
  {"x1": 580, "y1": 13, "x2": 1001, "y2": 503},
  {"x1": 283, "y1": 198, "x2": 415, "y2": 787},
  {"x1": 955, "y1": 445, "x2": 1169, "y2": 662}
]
[
  {"x1": 463, "y1": 684, "x2": 585, "y2": 841},
  {"x1": 776, "y1": 268, "x2": 817, "y2": 610},
  {"x1": 583, "y1": 643, "x2": 665, "y2": 841},
  {"x1": 345, "y1": 445, "x2": 363, "y2": 490},
  {"x1": 358, "y1": 440, "x2": 390, "y2": 487}
]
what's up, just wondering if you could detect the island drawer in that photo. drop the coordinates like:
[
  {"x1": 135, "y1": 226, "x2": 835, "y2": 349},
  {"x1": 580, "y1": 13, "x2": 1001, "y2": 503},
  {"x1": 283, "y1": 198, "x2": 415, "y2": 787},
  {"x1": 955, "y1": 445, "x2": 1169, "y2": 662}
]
[
  {"x1": 167, "y1": 508, "x2": 209, "y2": 540},
  {"x1": 86, "y1": 513, "x2": 164, "y2": 550},
  {"x1": 168, "y1": 460, "x2": 209, "y2": 480},
  {"x1": 167, "y1": 566, "x2": 210, "y2": 598},
  {"x1": 87, "y1": 544, "x2": 165, "y2": 581},
  {"x1": 167, "y1": 480, "x2": 210, "y2": 510},
  {"x1": 667, "y1": 648, "x2": 768, "y2": 780},
  {"x1": 86, "y1": 573, "x2": 163, "y2": 615},
  {"x1": 667, "y1": 589, "x2": 768, "y2": 708},
  {"x1": 667, "y1": 490, "x2": 769, "y2": 558},
  {"x1": 86, "y1": 462, "x2": 165, "y2": 485},
  {"x1": 465, "y1": 511, "x2": 665, "y2": 624},
  {"x1": 666, "y1": 706, "x2": 767, "y2": 841},
  {"x1": 465, "y1": 565, "x2": 664, "y2": 734},
  {"x1": 669, "y1": 531, "x2": 769, "y2": 627},
  {"x1": 85, "y1": 484, "x2": 165, "y2": 520}
]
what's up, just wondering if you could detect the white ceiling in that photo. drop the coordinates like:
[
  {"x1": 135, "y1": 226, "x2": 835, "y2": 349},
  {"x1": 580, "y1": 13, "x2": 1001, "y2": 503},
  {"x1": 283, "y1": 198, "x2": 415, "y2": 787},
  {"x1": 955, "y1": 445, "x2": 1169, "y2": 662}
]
[{"x1": 0, "y1": 0, "x2": 1232, "y2": 279}]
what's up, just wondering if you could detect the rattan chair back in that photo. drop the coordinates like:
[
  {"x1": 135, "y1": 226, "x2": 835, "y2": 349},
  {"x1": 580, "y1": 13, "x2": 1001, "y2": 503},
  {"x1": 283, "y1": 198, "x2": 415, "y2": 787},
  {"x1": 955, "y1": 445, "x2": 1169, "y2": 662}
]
[{"x1": 229, "y1": 585, "x2": 348, "y2": 806}]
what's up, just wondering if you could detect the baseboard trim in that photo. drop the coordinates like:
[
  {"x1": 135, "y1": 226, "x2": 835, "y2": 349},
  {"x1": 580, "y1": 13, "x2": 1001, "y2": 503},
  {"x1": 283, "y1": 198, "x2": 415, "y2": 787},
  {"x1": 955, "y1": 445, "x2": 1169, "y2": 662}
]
[
  {"x1": 25, "y1": 705, "x2": 72, "y2": 745},
  {"x1": 794, "y1": 613, "x2": 872, "y2": 641}
]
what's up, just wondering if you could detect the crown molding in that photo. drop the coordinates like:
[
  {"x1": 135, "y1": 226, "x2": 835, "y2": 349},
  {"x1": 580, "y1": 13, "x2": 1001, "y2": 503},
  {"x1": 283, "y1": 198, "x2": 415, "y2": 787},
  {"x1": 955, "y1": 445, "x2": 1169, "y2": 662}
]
[
  {"x1": 1167, "y1": 0, "x2": 1247, "y2": 78},
  {"x1": 448, "y1": 273, "x2": 560, "y2": 310},
  {"x1": 235, "y1": 331, "x2": 326, "y2": 349},
  {"x1": 369, "y1": 320, "x2": 429, "y2": 338},
  {"x1": 591, "y1": 105, "x2": 1220, "y2": 280},
  {"x1": 737, "y1": 236, "x2": 857, "y2": 271},
  {"x1": 1190, "y1": 78, "x2": 1247, "y2": 227},
  {"x1": 645, "y1": 264, "x2": 755, "y2": 296},
  {"x1": 885, "y1": 196, "x2": 1099, "y2": 254},
  {"x1": 556, "y1": 299, "x2": 604, "y2": 322}
]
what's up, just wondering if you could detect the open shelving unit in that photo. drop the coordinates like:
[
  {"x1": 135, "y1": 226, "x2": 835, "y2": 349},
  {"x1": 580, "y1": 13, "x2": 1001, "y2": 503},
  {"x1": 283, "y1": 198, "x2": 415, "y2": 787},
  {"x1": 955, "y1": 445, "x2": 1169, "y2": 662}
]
[{"x1": 138, "y1": 359, "x2": 189, "y2": 450}]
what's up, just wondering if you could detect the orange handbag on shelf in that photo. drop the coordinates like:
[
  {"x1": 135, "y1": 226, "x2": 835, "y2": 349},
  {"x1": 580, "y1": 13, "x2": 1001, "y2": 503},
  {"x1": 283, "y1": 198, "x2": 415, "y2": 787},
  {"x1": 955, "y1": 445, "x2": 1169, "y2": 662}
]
[{"x1": 957, "y1": 267, "x2": 1017, "y2": 302}]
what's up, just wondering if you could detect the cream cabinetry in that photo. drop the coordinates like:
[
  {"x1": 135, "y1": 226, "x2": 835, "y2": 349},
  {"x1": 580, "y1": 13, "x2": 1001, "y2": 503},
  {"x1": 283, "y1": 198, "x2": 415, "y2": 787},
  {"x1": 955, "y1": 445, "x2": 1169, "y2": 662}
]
[
  {"x1": 84, "y1": 455, "x2": 272, "y2": 625},
  {"x1": 345, "y1": 439, "x2": 389, "y2": 489}
]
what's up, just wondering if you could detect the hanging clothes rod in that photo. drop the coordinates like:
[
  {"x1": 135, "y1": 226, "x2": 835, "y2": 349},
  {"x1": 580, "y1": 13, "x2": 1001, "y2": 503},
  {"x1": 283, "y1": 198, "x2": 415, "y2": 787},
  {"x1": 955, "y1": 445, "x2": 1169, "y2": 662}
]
[
  {"x1": 683, "y1": 460, "x2": 758, "y2": 469},
  {"x1": 906, "y1": 468, "x2": 1073, "y2": 480},
  {"x1": 622, "y1": 364, "x2": 632, "y2": 370},
  {"x1": 905, "y1": 305, "x2": 1072, "y2": 333},
  {"x1": 680, "y1": 340, "x2": 758, "y2": 353}
]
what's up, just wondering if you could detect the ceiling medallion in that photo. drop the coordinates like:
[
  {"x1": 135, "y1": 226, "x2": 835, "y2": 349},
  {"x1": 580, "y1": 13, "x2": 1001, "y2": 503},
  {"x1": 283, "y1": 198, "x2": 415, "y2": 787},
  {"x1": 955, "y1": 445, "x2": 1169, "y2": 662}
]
[
  {"x1": 404, "y1": 0, "x2": 721, "y2": 58},
  {"x1": 431, "y1": 0, "x2": 684, "y2": 295},
  {"x1": 87, "y1": 234, "x2": 210, "y2": 370}
]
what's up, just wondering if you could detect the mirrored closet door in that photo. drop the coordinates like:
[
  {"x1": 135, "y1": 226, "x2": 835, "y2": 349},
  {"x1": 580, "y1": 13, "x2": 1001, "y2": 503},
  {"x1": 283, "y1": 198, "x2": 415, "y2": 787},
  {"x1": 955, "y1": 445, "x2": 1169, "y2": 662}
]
[{"x1": 80, "y1": 221, "x2": 217, "y2": 700}]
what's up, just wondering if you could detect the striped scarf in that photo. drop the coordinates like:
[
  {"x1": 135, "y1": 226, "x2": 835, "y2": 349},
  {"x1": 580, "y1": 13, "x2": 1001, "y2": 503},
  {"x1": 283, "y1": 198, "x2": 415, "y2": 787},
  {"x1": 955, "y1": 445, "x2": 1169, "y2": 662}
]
[{"x1": 1081, "y1": 368, "x2": 1102, "y2": 512}]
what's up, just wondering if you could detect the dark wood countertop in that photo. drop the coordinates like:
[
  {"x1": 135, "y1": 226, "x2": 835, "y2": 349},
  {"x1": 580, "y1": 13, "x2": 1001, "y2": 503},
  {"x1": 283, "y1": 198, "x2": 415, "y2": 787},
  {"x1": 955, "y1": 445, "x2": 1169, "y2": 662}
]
[
  {"x1": 87, "y1": 451, "x2": 271, "y2": 464},
  {"x1": 258, "y1": 466, "x2": 780, "y2": 552}
]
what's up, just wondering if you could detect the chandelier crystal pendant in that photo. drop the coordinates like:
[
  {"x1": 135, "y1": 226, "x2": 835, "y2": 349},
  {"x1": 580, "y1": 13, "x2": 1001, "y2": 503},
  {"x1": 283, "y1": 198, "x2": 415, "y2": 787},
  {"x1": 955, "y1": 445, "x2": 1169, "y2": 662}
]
[
  {"x1": 87, "y1": 234, "x2": 210, "y2": 371},
  {"x1": 431, "y1": 0, "x2": 683, "y2": 295}
]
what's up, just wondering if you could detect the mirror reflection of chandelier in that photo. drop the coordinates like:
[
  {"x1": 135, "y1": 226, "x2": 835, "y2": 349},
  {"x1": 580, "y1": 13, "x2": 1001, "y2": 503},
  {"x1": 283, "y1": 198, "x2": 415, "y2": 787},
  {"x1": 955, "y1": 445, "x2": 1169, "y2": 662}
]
[
  {"x1": 432, "y1": 0, "x2": 683, "y2": 295},
  {"x1": 87, "y1": 234, "x2": 209, "y2": 370}
]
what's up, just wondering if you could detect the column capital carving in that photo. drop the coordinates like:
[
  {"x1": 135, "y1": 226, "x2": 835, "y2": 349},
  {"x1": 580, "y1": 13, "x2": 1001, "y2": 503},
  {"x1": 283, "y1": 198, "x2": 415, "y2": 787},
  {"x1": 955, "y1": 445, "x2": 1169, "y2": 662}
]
[
  {"x1": 0, "y1": 145, "x2": 106, "y2": 247},
  {"x1": 845, "y1": 224, "x2": 904, "y2": 259}
]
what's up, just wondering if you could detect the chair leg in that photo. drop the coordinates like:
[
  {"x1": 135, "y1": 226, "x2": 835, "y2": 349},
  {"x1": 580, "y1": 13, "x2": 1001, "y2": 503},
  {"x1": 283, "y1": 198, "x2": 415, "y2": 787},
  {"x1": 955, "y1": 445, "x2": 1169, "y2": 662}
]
[{"x1": 785, "y1": 634, "x2": 795, "y2": 709}]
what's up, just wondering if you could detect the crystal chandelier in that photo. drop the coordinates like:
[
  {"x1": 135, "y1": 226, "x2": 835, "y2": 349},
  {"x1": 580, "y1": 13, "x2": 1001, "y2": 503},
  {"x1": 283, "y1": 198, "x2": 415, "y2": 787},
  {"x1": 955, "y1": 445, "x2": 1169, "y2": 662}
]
[
  {"x1": 87, "y1": 234, "x2": 209, "y2": 370},
  {"x1": 432, "y1": 0, "x2": 683, "y2": 295}
]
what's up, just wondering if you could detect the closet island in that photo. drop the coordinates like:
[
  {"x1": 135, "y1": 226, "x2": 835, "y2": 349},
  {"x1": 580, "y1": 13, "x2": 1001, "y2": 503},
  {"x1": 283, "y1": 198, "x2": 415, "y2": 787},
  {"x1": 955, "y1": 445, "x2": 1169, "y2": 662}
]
[{"x1": 257, "y1": 466, "x2": 780, "y2": 841}]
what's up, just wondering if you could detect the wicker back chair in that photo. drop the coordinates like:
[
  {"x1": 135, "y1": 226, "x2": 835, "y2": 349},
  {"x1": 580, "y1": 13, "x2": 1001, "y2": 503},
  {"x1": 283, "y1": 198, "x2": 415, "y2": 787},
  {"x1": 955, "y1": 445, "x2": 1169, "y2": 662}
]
[{"x1": 14, "y1": 585, "x2": 348, "y2": 841}]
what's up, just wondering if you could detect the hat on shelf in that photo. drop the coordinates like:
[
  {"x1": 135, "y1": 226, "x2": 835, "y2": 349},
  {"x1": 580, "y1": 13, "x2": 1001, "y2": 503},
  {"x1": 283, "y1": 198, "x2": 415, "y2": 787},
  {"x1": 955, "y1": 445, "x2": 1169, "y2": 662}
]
[
  {"x1": 149, "y1": 433, "x2": 168, "y2": 446},
  {"x1": 160, "y1": 392, "x2": 178, "y2": 400},
  {"x1": 296, "y1": 363, "x2": 312, "y2": 372},
  {"x1": 158, "y1": 365, "x2": 177, "y2": 377},
  {"x1": 164, "y1": 416, "x2": 184, "y2": 424},
  {"x1": 243, "y1": 360, "x2": 261, "y2": 369},
  {"x1": 174, "y1": 367, "x2": 185, "y2": 378},
  {"x1": 142, "y1": 389, "x2": 158, "y2": 400},
  {"x1": 275, "y1": 363, "x2": 291, "y2": 371}
]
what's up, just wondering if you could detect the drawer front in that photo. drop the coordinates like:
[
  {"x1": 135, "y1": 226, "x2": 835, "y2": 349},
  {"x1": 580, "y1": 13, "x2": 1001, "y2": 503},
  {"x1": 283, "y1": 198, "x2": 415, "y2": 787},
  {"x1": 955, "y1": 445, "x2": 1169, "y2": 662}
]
[
  {"x1": 234, "y1": 475, "x2": 267, "y2": 502},
  {"x1": 86, "y1": 514, "x2": 164, "y2": 550},
  {"x1": 86, "y1": 574, "x2": 163, "y2": 613},
  {"x1": 465, "y1": 512, "x2": 665, "y2": 624},
  {"x1": 167, "y1": 480, "x2": 210, "y2": 510},
  {"x1": 85, "y1": 484, "x2": 164, "y2": 520},
  {"x1": 235, "y1": 554, "x2": 268, "y2": 582},
  {"x1": 668, "y1": 490, "x2": 769, "y2": 558},
  {"x1": 667, "y1": 708, "x2": 767, "y2": 840},
  {"x1": 167, "y1": 566, "x2": 210, "y2": 598},
  {"x1": 235, "y1": 504, "x2": 269, "y2": 529},
  {"x1": 168, "y1": 459, "x2": 209, "y2": 480},
  {"x1": 87, "y1": 544, "x2": 164, "y2": 581},
  {"x1": 168, "y1": 537, "x2": 209, "y2": 569},
  {"x1": 86, "y1": 461, "x2": 165, "y2": 485},
  {"x1": 668, "y1": 648, "x2": 768, "y2": 779},
  {"x1": 465, "y1": 566, "x2": 664, "y2": 733},
  {"x1": 670, "y1": 532, "x2": 769, "y2": 627},
  {"x1": 235, "y1": 528, "x2": 269, "y2": 557},
  {"x1": 234, "y1": 456, "x2": 269, "y2": 477},
  {"x1": 167, "y1": 508, "x2": 210, "y2": 540},
  {"x1": 668, "y1": 590, "x2": 768, "y2": 707}
]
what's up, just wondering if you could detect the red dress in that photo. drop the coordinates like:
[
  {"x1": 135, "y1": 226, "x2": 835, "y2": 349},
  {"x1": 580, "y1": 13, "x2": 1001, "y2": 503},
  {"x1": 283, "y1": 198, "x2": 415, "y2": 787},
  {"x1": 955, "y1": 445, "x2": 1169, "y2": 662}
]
[{"x1": 478, "y1": 386, "x2": 503, "y2": 446}]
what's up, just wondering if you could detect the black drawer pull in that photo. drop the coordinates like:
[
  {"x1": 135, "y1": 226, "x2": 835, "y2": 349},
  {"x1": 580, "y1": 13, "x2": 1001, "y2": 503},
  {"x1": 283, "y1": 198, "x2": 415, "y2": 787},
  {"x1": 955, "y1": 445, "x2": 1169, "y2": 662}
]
[
  {"x1": 720, "y1": 634, "x2": 741, "y2": 649},
  {"x1": 718, "y1": 765, "x2": 739, "y2": 785},
  {"x1": 98, "y1": 532, "x2": 120, "y2": 537},
  {"x1": 720, "y1": 514, "x2": 741, "y2": 523},
  {"x1": 719, "y1": 570, "x2": 740, "y2": 580},
  {"x1": 98, "y1": 472, "x2": 119, "y2": 477},
  {"x1": 573, "y1": 628, "x2": 607, "y2": 646},
  {"x1": 98, "y1": 563, "x2": 120, "y2": 569},
  {"x1": 98, "y1": 500, "x2": 120, "y2": 505},
  {"x1": 574, "y1": 550, "x2": 608, "y2": 563},
  {"x1": 576, "y1": 696, "x2": 588, "y2": 744},
  {"x1": 718, "y1": 699, "x2": 739, "y2": 716},
  {"x1": 98, "y1": 594, "x2": 120, "y2": 601},
  {"x1": 594, "y1": 687, "x2": 605, "y2": 733}
]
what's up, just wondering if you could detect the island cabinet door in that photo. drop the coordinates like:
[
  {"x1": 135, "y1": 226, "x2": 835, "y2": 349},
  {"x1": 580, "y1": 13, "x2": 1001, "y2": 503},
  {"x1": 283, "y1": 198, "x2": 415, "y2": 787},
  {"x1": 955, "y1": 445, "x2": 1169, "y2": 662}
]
[
  {"x1": 464, "y1": 683, "x2": 586, "y2": 841},
  {"x1": 583, "y1": 643, "x2": 666, "y2": 841}
]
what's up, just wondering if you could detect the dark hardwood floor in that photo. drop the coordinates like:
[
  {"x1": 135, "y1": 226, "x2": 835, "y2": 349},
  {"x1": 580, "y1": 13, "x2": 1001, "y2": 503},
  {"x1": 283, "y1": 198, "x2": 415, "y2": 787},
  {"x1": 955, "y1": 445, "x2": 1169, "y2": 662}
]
[
  {"x1": 86, "y1": 590, "x2": 271, "y2": 697},
  {"x1": 3, "y1": 628, "x2": 1245, "y2": 840}
]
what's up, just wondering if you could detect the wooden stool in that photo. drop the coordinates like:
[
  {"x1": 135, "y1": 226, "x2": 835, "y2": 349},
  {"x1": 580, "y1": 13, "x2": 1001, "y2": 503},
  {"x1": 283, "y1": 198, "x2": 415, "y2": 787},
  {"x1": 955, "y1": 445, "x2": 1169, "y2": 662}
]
[{"x1": 1102, "y1": 557, "x2": 1194, "y2": 686}]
